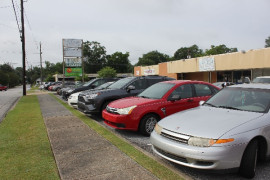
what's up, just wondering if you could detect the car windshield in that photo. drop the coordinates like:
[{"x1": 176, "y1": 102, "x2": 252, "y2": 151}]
[
  {"x1": 252, "y1": 77, "x2": 270, "y2": 83},
  {"x1": 138, "y1": 82, "x2": 175, "y2": 99},
  {"x1": 108, "y1": 77, "x2": 136, "y2": 89},
  {"x1": 94, "y1": 82, "x2": 113, "y2": 89},
  {"x1": 205, "y1": 87, "x2": 270, "y2": 113},
  {"x1": 83, "y1": 79, "x2": 97, "y2": 87}
]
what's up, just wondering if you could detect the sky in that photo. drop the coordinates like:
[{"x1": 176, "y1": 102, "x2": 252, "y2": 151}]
[{"x1": 1, "y1": 0, "x2": 270, "y2": 69}]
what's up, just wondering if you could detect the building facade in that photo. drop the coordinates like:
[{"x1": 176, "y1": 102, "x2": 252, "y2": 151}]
[{"x1": 134, "y1": 48, "x2": 270, "y2": 83}]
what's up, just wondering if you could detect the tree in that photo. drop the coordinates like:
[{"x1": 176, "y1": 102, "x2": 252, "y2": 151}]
[
  {"x1": 265, "y1": 36, "x2": 270, "y2": 48},
  {"x1": 205, "y1": 44, "x2": 238, "y2": 56},
  {"x1": 136, "y1": 51, "x2": 170, "y2": 66},
  {"x1": 97, "y1": 67, "x2": 117, "y2": 78},
  {"x1": 106, "y1": 52, "x2": 132, "y2": 73},
  {"x1": 83, "y1": 41, "x2": 107, "y2": 73},
  {"x1": 173, "y1": 45, "x2": 203, "y2": 60},
  {"x1": 0, "y1": 63, "x2": 20, "y2": 87}
]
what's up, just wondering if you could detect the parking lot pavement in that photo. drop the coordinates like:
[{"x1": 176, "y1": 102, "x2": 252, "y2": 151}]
[{"x1": 38, "y1": 94, "x2": 158, "y2": 180}]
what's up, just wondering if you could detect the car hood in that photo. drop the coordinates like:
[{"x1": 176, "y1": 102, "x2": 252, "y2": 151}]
[
  {"x1": 159, "y1": 106, "x2": 264, "y2": 139},
  {"x1": 108, "y1": 97, "x2": 158, "y2": 108},
  {"x1": 82, "y1": 88, "x2": 120, "y2": 95}
]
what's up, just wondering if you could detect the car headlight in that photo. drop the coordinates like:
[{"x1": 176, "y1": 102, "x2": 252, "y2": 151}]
[
  {"x1": 85, "y1": 93, "x2": 100, "y2": 99},
  {"x1": 188, "y1": 137, "x2": 234, "y2": 147},
  {"x1": 68, "y1": 89, "x2": 73, "y2": 93},
  {"x1": 116, "y1": 105, "x2": 137, "y2": 115},
  {"x1": 154, "y1": 123, "x2": 163, "y2": 135}
]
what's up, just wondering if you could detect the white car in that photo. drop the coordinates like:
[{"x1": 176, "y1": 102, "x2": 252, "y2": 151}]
[
  {"x1": 150, "y1": 83, "x2": 270, "y2": 178},
  {"x1": 252, "y1": 76, "x2": 270, "y2": 84},
  {"x1": 68, "y1": 81, "x2": 115, "y2": 109}
]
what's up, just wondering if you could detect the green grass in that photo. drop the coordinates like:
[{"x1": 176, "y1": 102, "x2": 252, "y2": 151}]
[
  {"x1": 0, "y1": 96, "x2": 59, "y2": 180},
  {"x1": 51, "y1": 94, "x2": 185, "y2": 180}
]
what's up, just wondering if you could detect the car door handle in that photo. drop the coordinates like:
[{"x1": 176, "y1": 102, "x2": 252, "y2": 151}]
[{"x1": 187, "y1": 99, "x2": 194, "y2": 102}]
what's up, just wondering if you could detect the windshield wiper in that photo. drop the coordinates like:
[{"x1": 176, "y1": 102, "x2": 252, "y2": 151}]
[
  {"x1": 138, "y1": 95, "x2": 149, "y2": 99},
  {"x1": 203, "y1": 102, "x2": 217, "y2": 107},
  {"x1": 218, "y1": 106, "x2": 241, "y2": 110}
]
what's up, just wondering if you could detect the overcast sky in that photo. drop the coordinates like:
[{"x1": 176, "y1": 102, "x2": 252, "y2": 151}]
[{"x1": 1, "y1": 0, "x2": 270, "y2": 69}]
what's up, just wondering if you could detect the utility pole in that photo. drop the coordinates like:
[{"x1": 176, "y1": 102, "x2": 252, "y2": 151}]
[
  {"x1": 40, "y1": 42, "x2": 43, "y2": 83},
  {"x1": 21, "y1": 0, "x2": 26, "y2": 95}
]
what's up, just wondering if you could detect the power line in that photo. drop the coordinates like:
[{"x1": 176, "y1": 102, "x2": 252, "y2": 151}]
[{"x1": 11, "y1": 0, "x2": 21, "y2": 37}]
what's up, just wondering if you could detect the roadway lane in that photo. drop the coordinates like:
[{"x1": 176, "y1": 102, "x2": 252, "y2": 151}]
[{"x1": 0, "y1": 85, "x2": 30, "y2": 122}]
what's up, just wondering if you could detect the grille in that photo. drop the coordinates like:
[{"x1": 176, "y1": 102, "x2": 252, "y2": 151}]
[
  {"x1": 161, "y1": 129, "x2": 189, "y2": 144},
  {"x1": 154, "y1": 146, "x2": 188, "y2": 163},
  {"x1": 106, "y1": 106, "x2": 119, "y2": 114},
  {"x1": 78, "y1": 95, "x2": 85, "y2": 102}
]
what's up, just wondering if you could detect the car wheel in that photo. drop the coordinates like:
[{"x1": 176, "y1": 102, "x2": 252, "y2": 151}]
[
  {"x1": 139, "y1": 114, "x2": 160, "y2": 136},
  {"x1": 239, "y1": 140, "x2": 258, "y2": 179}
]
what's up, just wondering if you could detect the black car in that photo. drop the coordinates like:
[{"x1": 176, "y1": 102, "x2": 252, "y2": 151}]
[
  {"x1": 61, "y1": 78, "x2": 118, "y2": 100},
  {"x1": 77, "y1": 75, "x2": 175, "y2": 115}
]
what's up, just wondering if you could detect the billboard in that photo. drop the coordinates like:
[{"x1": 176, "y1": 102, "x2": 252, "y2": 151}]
[
  {"x1": 199, "y1": 57, "x2": 215, "y2": 71},
  {"x1": 64, "y1": 57, "x2": 82, "y2": 67},
  {"x1": 65, "y1": 68, "x2": 82, "y2": 77}
]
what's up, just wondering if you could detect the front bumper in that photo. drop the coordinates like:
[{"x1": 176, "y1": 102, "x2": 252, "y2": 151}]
[
  {"x1": 150, "y1": 131, "x2": 247, "y2": 170},
  {"x1": 77, "y1": 101, "x2": 99, "y2": 114},
  {"x1": 102, "y1": 110, "x2": 138, "y2": 131}
]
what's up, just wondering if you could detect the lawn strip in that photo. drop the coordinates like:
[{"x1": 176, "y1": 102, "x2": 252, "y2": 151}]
[{"x1": 0, "y1": 95, "x2": 59, "y2": 180}]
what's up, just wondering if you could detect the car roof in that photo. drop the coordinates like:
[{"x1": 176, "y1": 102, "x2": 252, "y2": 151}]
[
  {"x1": 254, "y1": 76, "x2": 270, "y2": 78},
  {"x1": 158, "y1": 80, "x2": 212, "y2": 85},
  {"x1": 229, "y1": 83, "x2": 270, "y2": 89}
]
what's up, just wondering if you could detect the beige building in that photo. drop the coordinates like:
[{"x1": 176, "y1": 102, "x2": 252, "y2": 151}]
[{"x1": 134, "y1": 47, "x2": 270, "y2": 83}]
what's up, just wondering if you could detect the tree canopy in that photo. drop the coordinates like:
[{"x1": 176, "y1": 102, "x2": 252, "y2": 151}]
[
  {"x1": 136, "y1": 51, "x2": 170, "y2": 66},
  {"x1": 0, "y1": 63, "x2": 21, "y2": 87},
  {"x1": 205, "y1": 44, "x2": 238, "y2": 56},
  {"x1": 97, "y1": 66, "x2": 117, "y2": 78},
  {"x1": 265, "y1": 36, "x2": 270, "y2": 48},
  {"x1": 173, "y1": 45, "x2": 203, "y2": 60}
]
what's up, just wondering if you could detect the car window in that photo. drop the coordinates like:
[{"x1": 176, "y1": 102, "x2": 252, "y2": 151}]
[
  {"x1": 109, "y1": 77, "x2": 136, "y2": 89},
  {"x1": 170, "y1": 84, "x2": 193, "y2": 99},
  {"x1": 194, "y1": 84, "x2": 212, "y2": 97},
  {"x1": 138, "y1": 82, "x2": 175, "y2": 99},
  {"x1": 130, "y1": 79, "x2": 148, "y2": 90}
]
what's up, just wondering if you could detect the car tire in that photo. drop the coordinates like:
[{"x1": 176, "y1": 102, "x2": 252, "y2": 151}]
[
  {"x1": 239, "y1": 140, "x2": 258, "y2": 179},
  {"x1": 139, "y1": 114, "x2": 160, "y2": 136}
]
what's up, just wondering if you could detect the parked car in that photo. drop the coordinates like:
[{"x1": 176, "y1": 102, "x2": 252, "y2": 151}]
[
  {"x1": 68, "y1": 81, "x2": 115, "y2": 109},
  {"x1": 103, "y1": 80, "x2": 219, "y2": 135},
  {"x1": 252, "y1": 76, "x2": 270, "y2": 84},
  {"x1": 77, "y1": 76, "x2": 175, "y2": 115},
  {"x1": 212, "y1": 82, "x2": 234, "y2": 88},
  {"x1": 62, "y1": 78, "x2": 118, "y2": 100},
  {"x1": 57, "y1": 81, "x2": 76, "y2": 96},
  {"x1": 0, "y1": 84, "x2": 8, "y2": 91},
  {"x1": 150, "y1": 83, "x2": 270, "y2": 178}
]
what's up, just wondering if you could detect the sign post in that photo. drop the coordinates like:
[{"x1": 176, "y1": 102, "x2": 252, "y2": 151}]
[{"x1": 62, "y1": 39, "x2": 83, "y2": 85}]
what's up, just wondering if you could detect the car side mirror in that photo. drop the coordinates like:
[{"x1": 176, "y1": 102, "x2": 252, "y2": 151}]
[
  {"x1": 199, "y1": 101, "x2": 205, "y2": 106},
  {"x1": 168, "y1": 94, "x2": 181, "y2": 101},
  {"x1": 126, "y1": 85, "x2": 135, "y2": 92}
]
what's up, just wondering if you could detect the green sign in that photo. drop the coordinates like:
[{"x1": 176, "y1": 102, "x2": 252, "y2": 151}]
[{"x1": 65, "y1": 68, "x2": 82, "y2": 77}]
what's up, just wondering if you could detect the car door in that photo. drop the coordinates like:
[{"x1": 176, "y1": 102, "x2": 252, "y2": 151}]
[{"x1": 163, "y1": 84, "x2": 196, "y2": 116}]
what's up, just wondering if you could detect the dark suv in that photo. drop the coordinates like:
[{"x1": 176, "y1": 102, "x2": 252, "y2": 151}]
[
  {"x1": 77, "y1": 76, "x2": 175, "y2": 115},
  {"x1": 62, "y1": 78, "x2": 118, "y2": 100}
]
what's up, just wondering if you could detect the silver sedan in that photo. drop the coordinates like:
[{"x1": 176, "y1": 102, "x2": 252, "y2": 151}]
[{"x1": 150, "y1": 83, "x2": 270, "y2": 179}]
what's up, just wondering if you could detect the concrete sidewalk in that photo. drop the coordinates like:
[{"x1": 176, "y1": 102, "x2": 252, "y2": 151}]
[{"x1": 38, "y1": 94, "x2": 158, "y2": 180}]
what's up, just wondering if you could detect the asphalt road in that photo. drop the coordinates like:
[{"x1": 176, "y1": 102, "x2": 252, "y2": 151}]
[{"x1": 0, "y1": 85, "x2": 30, "y2": 123}]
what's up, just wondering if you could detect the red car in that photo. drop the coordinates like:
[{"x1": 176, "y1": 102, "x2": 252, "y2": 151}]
[
  {"x1": 0, "y1": 84, "x2": 8, "y2": 91},
  {"x1": 103, "y1": 80, "x2": 220, "y2": 135}
]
